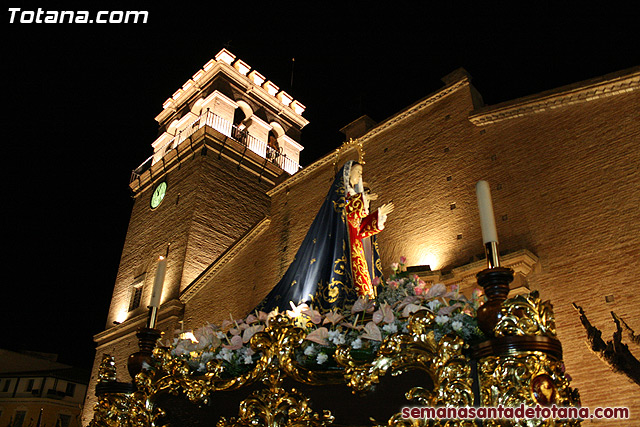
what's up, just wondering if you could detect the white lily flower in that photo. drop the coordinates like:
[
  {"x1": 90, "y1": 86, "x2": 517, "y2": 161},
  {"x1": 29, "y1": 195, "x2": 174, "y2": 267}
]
[
  {"x1": 304, "y1": 344, "x2": 316, "y2": 356},
  {"x1": 316, "y1": 353, "x2": 329, "y2": 364},
  {"x1": 383, "y1": 323, "x2": 398, "y2": 334},
  {"x1": 435, "y1": 315, "x2": 450, "y2": 325}
]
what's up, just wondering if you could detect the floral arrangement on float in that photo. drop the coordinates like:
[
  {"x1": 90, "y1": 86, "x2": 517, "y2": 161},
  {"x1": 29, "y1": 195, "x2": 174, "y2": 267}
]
[{"x1": 166, "y1": 257, "x2": 486, "y2": 375}]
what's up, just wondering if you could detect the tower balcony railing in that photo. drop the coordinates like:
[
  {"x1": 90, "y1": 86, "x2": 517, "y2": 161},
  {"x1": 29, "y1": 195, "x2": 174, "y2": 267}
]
[{"x1": 131, "y1": 110, "x2": 301, "y2": 183}]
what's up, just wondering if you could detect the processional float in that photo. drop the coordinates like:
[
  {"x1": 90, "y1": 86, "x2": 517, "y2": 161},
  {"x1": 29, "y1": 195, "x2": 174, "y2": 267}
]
[{"x1": 89, "y1": 180, "x2": 580, "y2": 427}]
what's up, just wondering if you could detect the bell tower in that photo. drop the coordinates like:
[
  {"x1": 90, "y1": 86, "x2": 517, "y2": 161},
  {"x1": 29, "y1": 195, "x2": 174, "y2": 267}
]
[{"x1": 82, "y1": 49, "x2": 308, "y2": 425}]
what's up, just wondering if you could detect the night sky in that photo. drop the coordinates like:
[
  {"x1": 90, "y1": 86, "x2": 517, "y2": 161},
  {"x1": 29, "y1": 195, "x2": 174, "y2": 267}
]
[{"x1": 3, "y1": 3, "x2": 638, "y2": 370}]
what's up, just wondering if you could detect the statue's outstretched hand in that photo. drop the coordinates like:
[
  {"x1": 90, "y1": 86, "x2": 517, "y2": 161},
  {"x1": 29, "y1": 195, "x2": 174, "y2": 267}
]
[{"x1": 379, "y1": 202, "x2": 394, "y2": 217}]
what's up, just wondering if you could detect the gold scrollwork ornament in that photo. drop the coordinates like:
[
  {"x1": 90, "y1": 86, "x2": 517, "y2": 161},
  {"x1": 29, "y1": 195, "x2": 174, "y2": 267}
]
[
  {"x1": 494, "y1": 291, "x2": 556, "y2": 337},
  {"x1": 217, "y1": 385, "x2": 334, "y2": 427},
  {"x1": 478, "y1": 353, "x2": 580, "y2": 426}
]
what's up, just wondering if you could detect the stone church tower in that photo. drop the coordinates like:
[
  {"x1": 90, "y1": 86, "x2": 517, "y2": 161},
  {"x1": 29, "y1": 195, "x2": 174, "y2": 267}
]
[{"x1": 82, "y1": 49, "x2": 308, "y2": 424}]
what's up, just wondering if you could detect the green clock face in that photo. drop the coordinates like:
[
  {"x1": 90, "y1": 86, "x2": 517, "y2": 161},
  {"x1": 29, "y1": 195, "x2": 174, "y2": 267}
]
[{"x1": 150, "y1": 181, "x2": 167, "y2": 209}]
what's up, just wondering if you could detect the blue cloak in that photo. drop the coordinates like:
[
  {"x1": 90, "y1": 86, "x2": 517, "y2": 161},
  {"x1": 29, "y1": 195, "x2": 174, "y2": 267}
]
[{"x1": 258, "y1": 161, "x2": 382, "y2": 312}]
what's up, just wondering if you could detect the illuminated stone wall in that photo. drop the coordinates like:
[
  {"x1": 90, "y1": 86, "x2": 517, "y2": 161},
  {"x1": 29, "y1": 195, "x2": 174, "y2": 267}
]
[
  {"x1": 105, "y1": 152, "x2": 271, "y2": 328},
  {"x1": 82, "y1": 153, "x2": 273, "y2": 425},
  {"x1": 83, "y1": 67, "x2": 639, "y2": 425},
  {"x1": 183, "y1": 69, "x2": 640, "y2": 421}
]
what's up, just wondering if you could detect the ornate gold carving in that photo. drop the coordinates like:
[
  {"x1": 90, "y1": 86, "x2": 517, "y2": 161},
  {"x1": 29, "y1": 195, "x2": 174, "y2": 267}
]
[
  {"x1": 477, "y1": 352, "x2": 581, "y2": 426},
  {"x1": 90, "y1": 293, "x2": 579, "y2": 427},
  {"x1": 217, "y1": 386, "x2": 334, "y2": 426},
  {"x1": 90, "y1": 390, "x2": 154, "y2": 427},
  {"x1": 89, "y1": 355, "x2": 160, "y2": 427},
  {"x1": 379, "y1": 313, "x2": 475, "y2": 426},
  {"x1": 98, "y1": 354, "x2": 117, "y2": 382},
  {"x1": 494, "y1": 291, "x2": 556, "y2": 337}
]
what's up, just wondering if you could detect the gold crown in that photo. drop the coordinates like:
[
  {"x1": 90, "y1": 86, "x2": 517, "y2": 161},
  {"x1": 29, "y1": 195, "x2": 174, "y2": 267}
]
[{"x1": 333, "y1": 138, "x2": 365, "y2": 172}]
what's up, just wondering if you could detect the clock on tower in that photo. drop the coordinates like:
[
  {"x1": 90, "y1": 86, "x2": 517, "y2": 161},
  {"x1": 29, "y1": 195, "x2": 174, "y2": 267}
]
[{"x1": 83, "y1": 48, "x2": 308, "y2": 425}]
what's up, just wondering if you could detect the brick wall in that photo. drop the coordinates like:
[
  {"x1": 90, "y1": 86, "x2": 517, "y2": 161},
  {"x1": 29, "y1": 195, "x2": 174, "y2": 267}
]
[
  {"x1": 185, "y1": 78, "x2": 640, "y2": 421},
  {"x1": 84, "y1": 150, "x2": 273, "y2": 424},
  {"x1": 105, "y1": 150, "x2": 271, "y2": 328},
  {"x1": 86, "y1": 71, "x2": 639, "y2": 424}
]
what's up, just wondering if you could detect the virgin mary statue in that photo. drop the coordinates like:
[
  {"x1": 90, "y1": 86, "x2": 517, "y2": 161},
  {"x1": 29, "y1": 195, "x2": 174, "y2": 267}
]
[{"x1": 258, "y1": 160, "x2": 394, "y2": 312}]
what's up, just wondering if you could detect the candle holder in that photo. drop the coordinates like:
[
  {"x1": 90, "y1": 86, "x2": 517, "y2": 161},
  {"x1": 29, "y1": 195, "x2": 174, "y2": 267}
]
[
  {"x1": 484, "y1": 241, "x2": 500, "y2": 269},
  {"x1": 475, "y1": 266, "x2": 513, "y2": 336},
  {"x1": 147, "y1": 306, "x2": 159, "y2": 329},
  {"x1": 127, "y1": 327, "x2": 162, "y2": 381}
]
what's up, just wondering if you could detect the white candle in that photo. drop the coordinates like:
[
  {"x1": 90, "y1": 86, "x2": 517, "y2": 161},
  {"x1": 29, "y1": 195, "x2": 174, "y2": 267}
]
[
  {"x1": 476, "y1": 180, "x2": 499, "y2": 244},
  {"x1": 149, "y1": 256, "x2": 167, "y2": 308}
]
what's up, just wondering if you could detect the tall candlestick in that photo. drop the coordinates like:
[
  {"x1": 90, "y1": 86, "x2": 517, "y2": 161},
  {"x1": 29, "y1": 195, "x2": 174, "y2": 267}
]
[
  {"x1": 476, "y1": 181, "x2": 498, "y2": 244},
  {"x1": 476, "y1": 180, "x2": 500, "y2": 268},
  {"x1": 147, "y1": 255, "x2": 167, "y2": 329},
  {"x1": 149, "y1": 256, "x2": 167, "y2": 308}
]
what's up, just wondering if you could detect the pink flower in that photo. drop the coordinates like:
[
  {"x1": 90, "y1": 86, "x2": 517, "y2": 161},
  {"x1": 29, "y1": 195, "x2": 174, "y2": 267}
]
[
  {"x1": 221, "y1": 319, "x2": 234, "y2": 332},
  {"x1": 396, "y1": 295, "x2": 419, "y2": 310},
  {"x1": 242, "y1": 324, "x2": 264, "y2": 343},
  {"x1": 388, "y1": 280, "x2": 399, "y2": 289},
  {"x1": 301, "y1": 307, "x2": 323, "y2": 324},
  {"x1": 223, "y1": 335, "x2": 243, "y2": 350},
  {"x1": 414, "y1": 280, "x2": 427, "y2": 296},
  {"x1": 425, "y1": 283, "x2": 446, "y2": 299},
  {"x1": 340, "y1": 320, "x2": 364, "y2": 330},
  {"x1": 373, "y1": 303, "x2": 395, "y2": 324},
  {"x1": 400, "y1": 256, "x2": 407, "y2": 265},
  {"x1": 391, "y1": 262, "x2": 399, "y2": 271},
  {"x1": 361, "y1": 321, "x2": 382, "y2": 341},
  {"x1": 437, "y1": 303, "x2": 463, "y2": 316},
  {"x1": 245, "y1": 314, "x2": 259, "y2": 324},
  {"x1": 402, "y1": 303, "x2": 426, "y2": 318},
  {"x1": 323, "y1": 311, "x2": 345, "y2": 326},
  {"x1": 372, "y1": 276, "x2": 381, "y2": 286},
  {"x1": 351, "y1": 296, "x2": 375, "y2": 314},
  {"x1": 305, "y1": 327, "x2": 329, "y2": 345}
]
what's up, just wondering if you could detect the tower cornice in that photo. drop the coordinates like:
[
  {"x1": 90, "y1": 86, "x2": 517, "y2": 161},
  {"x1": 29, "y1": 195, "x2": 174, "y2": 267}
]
[{"x1": 155, "y1": 50, "x2": 309, "y2": 130}]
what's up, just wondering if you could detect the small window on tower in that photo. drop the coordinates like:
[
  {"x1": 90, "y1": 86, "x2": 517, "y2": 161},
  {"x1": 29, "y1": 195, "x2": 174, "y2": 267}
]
[
  {"x1": 128, "y1": 276, "x2": 145, "y2": 312},
  {"x1": 14, "y1": 411, "x2": 26, "y2": 427},
  {"x1": 65, "y1": 382, "x2": 76, "y2": 397},
  {"x1": 26, "y1": 379, "x2": 34, "y2": 392},
  {"x1": 57, "y1": 414, "x2": 71, "y2": 427}
]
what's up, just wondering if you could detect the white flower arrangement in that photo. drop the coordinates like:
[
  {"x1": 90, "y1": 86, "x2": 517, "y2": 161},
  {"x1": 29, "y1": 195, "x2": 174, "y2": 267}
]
[{"x1": 166, "y1": 258, "x2": 487, "y2": 373}]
